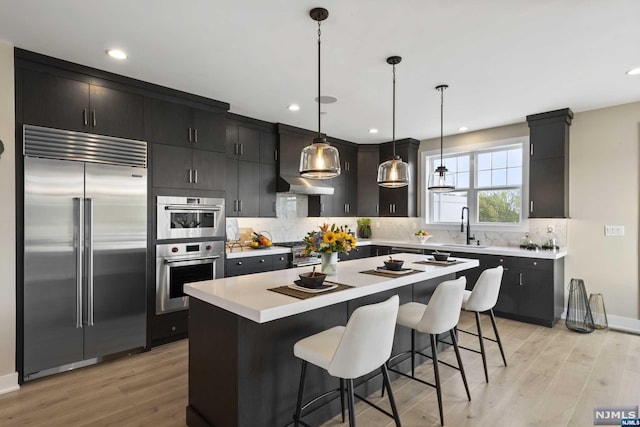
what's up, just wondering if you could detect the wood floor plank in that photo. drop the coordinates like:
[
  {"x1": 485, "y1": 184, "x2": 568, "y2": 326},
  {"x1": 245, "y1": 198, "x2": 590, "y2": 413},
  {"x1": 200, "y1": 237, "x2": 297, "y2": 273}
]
[{"x1": 0, "y1": 317, "x2": 637, "y2": 427}]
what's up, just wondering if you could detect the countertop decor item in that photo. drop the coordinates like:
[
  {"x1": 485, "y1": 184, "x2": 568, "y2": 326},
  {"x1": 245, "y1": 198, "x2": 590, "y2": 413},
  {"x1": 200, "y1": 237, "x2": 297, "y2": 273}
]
[
  {"x1": 377, "y1": 55, "x2": 410, "y2": 188},
  {"x1": 357, "y1": 217, "x2": 372, "y2": 238},
  {"x1": 303, "y1": 223, "x2": 356, "y2": 274},
  {"x1": 383, "y1": 256, "x2": 404, "y2": 271},
  {"x1": 428, "y1": 84, "x2": 456, "y2": 192},
  {"x1": 414, "y1": 230, "x2": 431, "y2": 243},
  {"x1": 566, "y1": 278, "x2": 594, "y2": 333},
  {"x1": 299, "y1": 7, "x2": 341, "y2": 179}
]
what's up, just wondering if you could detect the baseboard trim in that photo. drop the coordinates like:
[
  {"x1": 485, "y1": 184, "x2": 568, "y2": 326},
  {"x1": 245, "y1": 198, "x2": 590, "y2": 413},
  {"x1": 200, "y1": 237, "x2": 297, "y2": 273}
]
[
  {"x1": 560, "y1": 311, "x2": 639, "y2": 334},
  {"x1": 0, "y1": 372, "x2": 19, "y2": 395},
  {"x1": 607, "y1": 315, "x2": 640, "y2": 335}
]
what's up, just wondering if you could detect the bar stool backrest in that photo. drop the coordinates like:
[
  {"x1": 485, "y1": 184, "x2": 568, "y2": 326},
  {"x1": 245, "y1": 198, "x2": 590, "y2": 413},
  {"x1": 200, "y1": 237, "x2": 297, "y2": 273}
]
[
  {"x1": 416, "y1": 277, "x2": 466, "y2": 335},
  {"x1": 464, "y1": 266, "x2": 504, "y2": 312},
  {"x1": 328, "y1": 295, "x2": 399, "y2": 379}
]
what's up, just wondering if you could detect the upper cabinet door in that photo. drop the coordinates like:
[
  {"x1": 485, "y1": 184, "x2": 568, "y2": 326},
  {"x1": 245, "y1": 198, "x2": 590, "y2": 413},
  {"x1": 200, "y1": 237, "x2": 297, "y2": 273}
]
[
  {"x1": 238, "y1": 127, "x2": 260, "y2": 162},
  {"x1": 22, "y1": 69, "x2": 89, "y2": 133},
  {"x1": 145, "y1": 98, "x2": 192, "y2": 147},
  {"x1": 192, "y1": 109, "x2": 225, "y2": 153},
  {"x1": 89, "y1": 85, "x2": 144, "y2": 140},
  {"x1": 259, "y1": 132, "x2": 277, "y2": 165}
]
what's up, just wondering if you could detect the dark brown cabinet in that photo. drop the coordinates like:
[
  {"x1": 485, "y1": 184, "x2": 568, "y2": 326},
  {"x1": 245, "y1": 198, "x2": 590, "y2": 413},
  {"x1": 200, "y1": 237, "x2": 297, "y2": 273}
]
[
  {"x1": 526, "y1": 108, "x2": 573, "y2": 218},
  {"x1": 145, "y1": 98, "x2": 225, "y2": 152},
  {"x1": 225, "y1": 253, "x2": 291, "y2": 277},
  {"x1": 338, "y1": 245, "x2": 370, "y2": 261},
  {"x1": 226, "y1": 118, "x2": 278, "y2": 218},
  {"x1": 21, "y1": 68, "x2": 144, "y2": 140},
  {"x1": 357, "y1": 145, "x2": 380, "y2": 217},
  {"x1": 152, "y1": 144, "x2": 225, "y2": 191},
  {"x1": 377, "y1": 139, "x2": 419, "y2": 217},
  {"x1": 451, "y1": 250, "x2": 564, "y2": 327}
]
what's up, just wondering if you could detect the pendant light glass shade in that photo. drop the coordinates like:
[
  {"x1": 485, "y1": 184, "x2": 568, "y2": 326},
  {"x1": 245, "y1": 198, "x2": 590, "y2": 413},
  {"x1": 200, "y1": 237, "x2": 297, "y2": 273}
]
[
  {"x1": 300, "y1": 137, "x2": 341, "y2": 179},
  {"x1": 377, "y1": 156, "x2": 410, "y2": 188},
  {"x1": 377, "y1": 56, "x2": 410, "y2": 188},
  {"x1": 428, "y1": 84, "x2": 456, "y2": 192},
  {"x1": 299, "y1": 7, "x2": 341, "y2": 180}
]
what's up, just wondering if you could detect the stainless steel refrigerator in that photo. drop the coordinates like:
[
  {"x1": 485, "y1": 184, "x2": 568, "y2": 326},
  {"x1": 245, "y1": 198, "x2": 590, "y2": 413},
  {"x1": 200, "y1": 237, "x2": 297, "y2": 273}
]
[{"x1": 23, "y1": 125, "x2": 147, "y2": 380}]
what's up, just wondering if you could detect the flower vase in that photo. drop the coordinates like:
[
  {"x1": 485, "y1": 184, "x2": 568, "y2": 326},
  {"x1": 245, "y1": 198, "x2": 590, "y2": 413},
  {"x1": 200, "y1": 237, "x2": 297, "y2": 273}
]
[
  {"x1": 321, "y1": 252, "x2": 338, "y2": 275},
  {"x1": 357, "y1": 225, "x2": 372, "y2": 239}
]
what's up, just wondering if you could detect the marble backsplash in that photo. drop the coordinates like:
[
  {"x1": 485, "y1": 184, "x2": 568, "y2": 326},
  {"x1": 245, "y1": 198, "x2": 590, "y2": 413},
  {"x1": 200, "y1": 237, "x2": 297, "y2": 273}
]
[{"x1": 226, "y1": 193, "x2": 568, "y2": 248}]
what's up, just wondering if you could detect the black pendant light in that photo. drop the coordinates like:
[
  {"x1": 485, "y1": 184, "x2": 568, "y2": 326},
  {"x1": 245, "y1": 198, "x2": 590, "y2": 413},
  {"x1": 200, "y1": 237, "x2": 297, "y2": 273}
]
[
  {"x1": 377, "y1": 56, "x2": 410, "y2": 188},
  {"x1": 299, "y1": 7, "x2": 341, "y2": 179},
  {"x1": 428, "y1": 84, "x2": 456, "y2": 192}
]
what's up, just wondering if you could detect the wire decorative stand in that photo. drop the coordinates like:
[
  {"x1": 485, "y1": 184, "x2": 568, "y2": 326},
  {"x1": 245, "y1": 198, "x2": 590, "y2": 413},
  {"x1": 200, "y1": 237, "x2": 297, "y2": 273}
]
[
  {"x1": 565, "y1": 278, "x2": 595, "y2": 333},
  {"x1": 588, "y1": 293, "x2": 608, "y2": 330}
]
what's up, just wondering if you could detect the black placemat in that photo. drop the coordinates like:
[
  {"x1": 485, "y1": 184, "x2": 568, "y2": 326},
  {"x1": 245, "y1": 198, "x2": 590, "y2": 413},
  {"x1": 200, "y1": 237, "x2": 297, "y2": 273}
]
[
  {"x1": 359, "y1": 269, "x2": 423, "y2": 278},
  {"x1": 267, "y1": 281, "x2": 354, "y2": 300}
]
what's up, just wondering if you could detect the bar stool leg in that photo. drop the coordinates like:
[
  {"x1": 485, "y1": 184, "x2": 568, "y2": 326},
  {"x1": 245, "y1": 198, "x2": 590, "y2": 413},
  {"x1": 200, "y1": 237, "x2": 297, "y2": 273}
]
[
  {"x1": 430, "y1": 334, "x2": 444, "y2": 426},
  {"x1": 411, "y1": 329, "x2": 416, "y2": 377},
  {"x1": 475, "y1": 311, "x2": 489, "y2": 383},
  {"x1": 294, "y1": 361, "x2": 307, "y2": 427},
  {"x1": 347, "y1": 379, "x2": 356, "y2": 427},
  {"x1": 381, "y1": 364, "x2": 402, "y2": 426},
  {"x1": 489, "y1": 309, "x2": 508, "y2": 367},
  {"x1": 340, "y1": 378, "x2": 346, "y2": 422},
  {"x1": 450, "y1": 329, "x2": 471, "y2": 401}
]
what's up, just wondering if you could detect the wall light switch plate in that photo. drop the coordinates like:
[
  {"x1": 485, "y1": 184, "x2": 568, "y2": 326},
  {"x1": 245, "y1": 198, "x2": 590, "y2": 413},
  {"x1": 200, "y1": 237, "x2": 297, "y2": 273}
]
[{"x1": 604, "y1": 225, "x2": 625, "y2": 236}]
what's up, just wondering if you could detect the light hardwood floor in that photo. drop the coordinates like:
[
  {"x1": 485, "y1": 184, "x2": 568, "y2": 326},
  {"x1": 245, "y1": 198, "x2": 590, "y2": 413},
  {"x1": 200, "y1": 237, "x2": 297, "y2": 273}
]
[{"x1": 1, "y1": 312, "x2": 638, "y2": 426}]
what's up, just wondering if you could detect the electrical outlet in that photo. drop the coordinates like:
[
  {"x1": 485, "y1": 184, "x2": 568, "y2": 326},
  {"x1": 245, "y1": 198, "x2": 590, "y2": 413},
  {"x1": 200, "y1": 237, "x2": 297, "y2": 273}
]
[{"x1": 604, "y1": 225, "x2": 625, "y2": 236}]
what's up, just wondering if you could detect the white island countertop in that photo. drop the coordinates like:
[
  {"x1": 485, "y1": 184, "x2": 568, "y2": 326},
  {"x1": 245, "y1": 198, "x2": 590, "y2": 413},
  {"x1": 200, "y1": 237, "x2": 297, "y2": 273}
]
[
  {"x1": 226, "y1": 245, "x2": 291, "y2": 259},
  {"x1": 185, "y1": 253, "x2": 478, "y2": 323}
]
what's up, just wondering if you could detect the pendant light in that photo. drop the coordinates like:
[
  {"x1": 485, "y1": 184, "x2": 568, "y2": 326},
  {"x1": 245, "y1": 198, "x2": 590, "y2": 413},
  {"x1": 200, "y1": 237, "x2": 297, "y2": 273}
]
[
  {"x1": 428, "y1": 84, "x2": 456, "y2": 192},
  {"x1": 377, "y1": 56, "x2": 410, "y2": 188},
  {"x1": 299, "y1": 7, "x2": 341, "y2": 179}
]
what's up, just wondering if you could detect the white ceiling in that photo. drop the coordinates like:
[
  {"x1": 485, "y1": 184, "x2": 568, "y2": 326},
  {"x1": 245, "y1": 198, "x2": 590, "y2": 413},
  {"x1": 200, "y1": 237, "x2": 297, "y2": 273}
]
[{"x1": 0, "y1": 0, "x2": 638, "y2": 143}]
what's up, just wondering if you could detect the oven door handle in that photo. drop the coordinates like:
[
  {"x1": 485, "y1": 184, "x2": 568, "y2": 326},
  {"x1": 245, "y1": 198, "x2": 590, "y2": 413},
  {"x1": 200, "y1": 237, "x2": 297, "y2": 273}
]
[
  {"x1": 164, "y1": 255, "x2": 221, "y2": 265},
  {"x1": 164, "y1": 205, "x2": 222, "y2": 212}
]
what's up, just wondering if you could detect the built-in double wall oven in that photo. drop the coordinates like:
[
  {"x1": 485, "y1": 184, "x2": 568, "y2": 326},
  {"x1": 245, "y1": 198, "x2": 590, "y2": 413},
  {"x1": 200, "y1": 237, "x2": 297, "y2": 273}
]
[{"x1": 156, "y1": 196, "x2": 225, "y2": 314}]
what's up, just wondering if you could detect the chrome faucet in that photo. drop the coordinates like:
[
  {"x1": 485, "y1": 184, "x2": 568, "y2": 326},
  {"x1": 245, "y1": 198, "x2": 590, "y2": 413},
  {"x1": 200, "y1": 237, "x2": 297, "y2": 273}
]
[{"x1": 461, "y1": 207, "x2": 476, "y2": 245}]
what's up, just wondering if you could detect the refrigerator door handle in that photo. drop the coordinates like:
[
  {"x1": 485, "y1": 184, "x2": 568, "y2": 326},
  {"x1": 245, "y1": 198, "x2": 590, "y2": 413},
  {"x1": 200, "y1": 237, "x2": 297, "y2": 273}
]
[
  {"x1": 74, "y1": 197, "x2": 84, "y2": 329},
  {"x1": 86, "y1": 198, "x2": 95, "y2": 326}
]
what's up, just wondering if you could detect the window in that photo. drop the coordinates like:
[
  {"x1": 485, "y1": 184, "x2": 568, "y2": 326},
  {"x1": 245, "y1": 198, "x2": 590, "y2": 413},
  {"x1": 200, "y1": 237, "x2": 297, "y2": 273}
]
[{"x1": 426, "y1": 141, "x2": 525, "y2": 226}]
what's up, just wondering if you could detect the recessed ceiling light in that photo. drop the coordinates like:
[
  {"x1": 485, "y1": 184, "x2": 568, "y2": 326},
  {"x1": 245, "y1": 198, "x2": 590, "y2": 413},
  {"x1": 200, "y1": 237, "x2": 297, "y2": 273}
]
[
  {"x1": 368, "y1": 128, "x2": 379, "y2": 134},
  {"x1": 106, "y1": 49, "x2": 127, "y2": 60},
  {"x1": 626, "y1": 67, "x2": 640, "y2": 75},
  {"x1": 287, "y1": 104, "x2": 300, "y2": 111},
  {"x1": 458, "y1": 126, "x2": 469, "y2": 132}
]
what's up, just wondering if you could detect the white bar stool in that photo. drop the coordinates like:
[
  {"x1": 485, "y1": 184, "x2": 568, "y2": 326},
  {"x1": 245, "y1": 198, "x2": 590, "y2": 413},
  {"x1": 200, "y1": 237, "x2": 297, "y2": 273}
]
[
  {"x1": 387, "y1": 277, "x2": 470, "y2": 426},
  {"x1": 293, "y1": 295, "x2": 401, "y2": 427},
  {"x1": 457, "y1": 265, "x2": 507, "y2": 382}
]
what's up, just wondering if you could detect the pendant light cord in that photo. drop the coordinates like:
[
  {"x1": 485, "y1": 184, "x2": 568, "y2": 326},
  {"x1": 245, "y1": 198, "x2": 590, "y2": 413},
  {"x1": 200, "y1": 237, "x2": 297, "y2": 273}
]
[
  {"x1": 317, "y1": 20, "x2": 322, "y2": 140},
  {"x1": 439, "y1": 86, "x2": 444, "y2": 167},
  {"x1": 392, "y1": 63, "x2": 396, "y2": 158}
]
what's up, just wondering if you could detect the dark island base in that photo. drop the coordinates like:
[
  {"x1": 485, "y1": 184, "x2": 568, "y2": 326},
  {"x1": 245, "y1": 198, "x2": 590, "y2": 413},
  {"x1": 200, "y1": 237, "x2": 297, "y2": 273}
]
[{"x1": 186, "y1": 274, "x2": 454, "y2": 427}]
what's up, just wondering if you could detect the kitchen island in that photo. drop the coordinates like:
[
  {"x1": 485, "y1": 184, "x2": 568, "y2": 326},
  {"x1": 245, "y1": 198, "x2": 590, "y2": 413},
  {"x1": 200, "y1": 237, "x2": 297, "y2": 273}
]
[{"x1": 184, "y1": 253, "x2": 478, "y2": 427}]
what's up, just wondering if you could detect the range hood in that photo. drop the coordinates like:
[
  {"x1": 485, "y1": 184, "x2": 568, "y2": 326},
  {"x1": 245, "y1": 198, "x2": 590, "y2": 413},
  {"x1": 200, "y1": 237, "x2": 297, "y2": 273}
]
[{"x1": 277, "y1": 176, "x2": 334, "y2": 195}]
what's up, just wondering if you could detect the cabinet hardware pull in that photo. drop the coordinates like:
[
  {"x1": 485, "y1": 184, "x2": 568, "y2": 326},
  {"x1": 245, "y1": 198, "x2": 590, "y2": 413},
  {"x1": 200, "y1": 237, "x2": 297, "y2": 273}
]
[
  {"x1": 260, "y1": 259, "x2": 265, "y2": 263},
  {"x1": 188, "y1": 128, "x2": 192, "y2": 142},
  {"x1": 83, "y1": 109, "x2": 88, "y2": 126},
  {"x1": 238, "y1": 200, "x2": 242, "y2": 212},
  {"x1": 533, "y1": 261, "x2": 537, "y2": 266},
  {"x1": 519, "y1": 272, "x2": 523, "y2": 286},
  {"x1": 92, "y1": 110, "x2": 96, "y2": 127},
  {"x1": 530, "y1": 144, "x2": 534, "y2": 156},
  {"x1": 320, "y1": 203, "x2": 324, "y2": 214},
  {"x1": 500, "y1": 258, "x2": 504, "y2": 262},
  {"x1": 344, "y1": 204, "x2": 347, "y2": 213},
  {"x1": 234, "y1": 143, "x2": 238, "y2": 155},
  {"x1": 193, "y1": 169, "x2": 198, "y2": 184},
  {"x1": 376, "y1": 204, "x2": 379, "y2": 213},
  {"x1": 237, "y1": 261, "x2": 242, "y2": 265},
  {"x1": 530, "y1": 201, "x2": 534, "y2": 213},
  {"x1": 187, "y1": 169, "x2": 192, "y2": 183},
  {"x1": 274, "y1": 149, "x2": 278, "y2": 161},
  {"x1": 194, "y1": 128, "x2": 198, "y2": 143},
  {"x1": 503, "y1": 268, "x2": 509, "y2": 271},
  {"x1": 239, "y1": 143, "x2": 244, "y2": 156},
  {"x1": 233, "y1": 200, "x2": 238, "y2": 212},
  {"x1": 279, "y1": 257, "x2": 284, "y2": 261}
]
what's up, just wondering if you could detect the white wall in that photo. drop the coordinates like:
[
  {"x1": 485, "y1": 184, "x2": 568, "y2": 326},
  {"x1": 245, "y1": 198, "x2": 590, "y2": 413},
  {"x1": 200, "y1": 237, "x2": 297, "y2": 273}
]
[
  {"x1": 0, "y1": 41, "x2": 18, "y2": 393},
  {"x1": 568, "y1": 103, "x2": 640, "y2": 324}
]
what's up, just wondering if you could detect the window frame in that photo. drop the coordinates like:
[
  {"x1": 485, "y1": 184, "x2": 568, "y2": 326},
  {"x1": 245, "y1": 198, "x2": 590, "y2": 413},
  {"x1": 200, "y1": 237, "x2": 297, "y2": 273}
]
[{"x1": 421, "y1": 136, "x2": 530, "y2": 232}]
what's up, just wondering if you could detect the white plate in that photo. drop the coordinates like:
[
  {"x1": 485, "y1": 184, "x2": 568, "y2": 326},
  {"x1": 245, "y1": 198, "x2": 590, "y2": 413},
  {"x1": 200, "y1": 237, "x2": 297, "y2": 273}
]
[{"x1": 376, "y1": 266, "x2": 414, "y2": 275}]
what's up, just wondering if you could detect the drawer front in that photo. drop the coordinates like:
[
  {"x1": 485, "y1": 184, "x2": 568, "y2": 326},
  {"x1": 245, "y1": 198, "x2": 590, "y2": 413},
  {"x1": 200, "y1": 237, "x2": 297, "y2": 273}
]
[
  {"x1": 272, "y1": 254, "x2": 290, "y2": 270},
  {"x1": 519, "y1": 258, "x2": 553, "y2": 271},
  {"x1": 485, "y1": 255, "x2": 519, "y2": 272}
]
